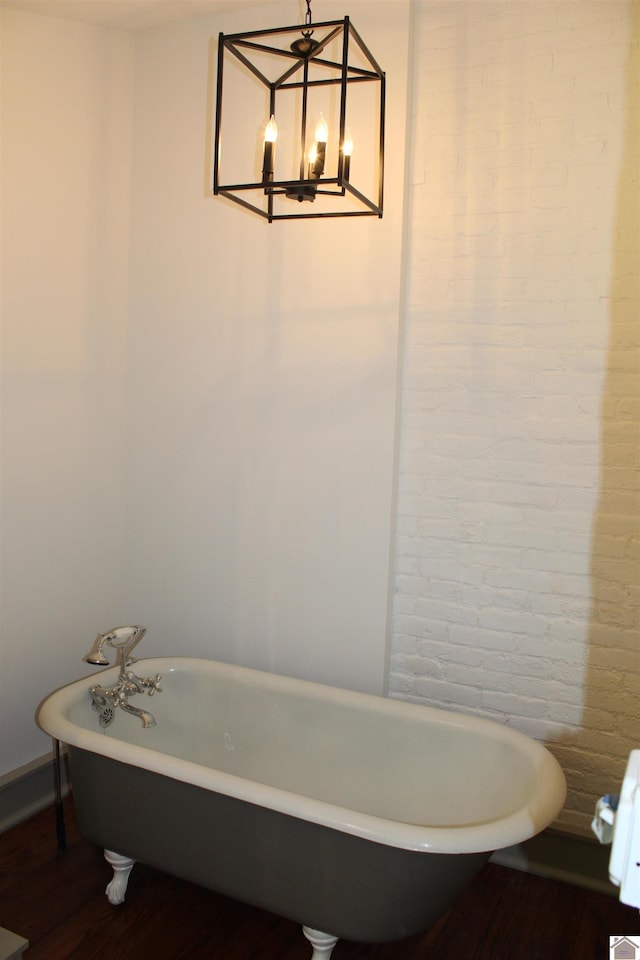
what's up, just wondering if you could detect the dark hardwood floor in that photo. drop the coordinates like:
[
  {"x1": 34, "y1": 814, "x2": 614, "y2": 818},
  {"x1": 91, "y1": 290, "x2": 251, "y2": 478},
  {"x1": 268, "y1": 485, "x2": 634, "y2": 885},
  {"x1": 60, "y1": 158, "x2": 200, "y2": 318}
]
[{"x1": 1, "y1": 797, "x2": 637, "y2": 959}]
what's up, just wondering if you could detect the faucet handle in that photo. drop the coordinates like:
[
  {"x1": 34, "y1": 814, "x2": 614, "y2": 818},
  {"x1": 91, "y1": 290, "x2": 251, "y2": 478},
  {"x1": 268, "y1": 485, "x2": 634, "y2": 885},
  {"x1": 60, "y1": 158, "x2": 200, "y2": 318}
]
[{"x1": 146, "y1": 674, "x2": 162, "y2": 696}]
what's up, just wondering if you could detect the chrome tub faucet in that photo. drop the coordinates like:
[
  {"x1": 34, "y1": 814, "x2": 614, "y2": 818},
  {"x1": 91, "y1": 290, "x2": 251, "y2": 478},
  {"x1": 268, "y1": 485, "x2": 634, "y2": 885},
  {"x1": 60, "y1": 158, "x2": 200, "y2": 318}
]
[{"x1": 84, "y1": 626, "x2": 161, "y2": 728}]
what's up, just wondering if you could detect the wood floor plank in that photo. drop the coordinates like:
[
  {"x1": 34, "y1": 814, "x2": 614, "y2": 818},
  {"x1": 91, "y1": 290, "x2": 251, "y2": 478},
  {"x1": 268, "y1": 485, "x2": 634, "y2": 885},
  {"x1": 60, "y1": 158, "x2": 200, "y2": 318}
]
[
  {"x1": 0, "y1": 801, "x2": 80, "y2": 895},
  {"x1": 471, "y1": 868, "x2": 580, "y2": 960},
  {"x1": 573, "y1": 885, "x2": 640, "y2": 960}
]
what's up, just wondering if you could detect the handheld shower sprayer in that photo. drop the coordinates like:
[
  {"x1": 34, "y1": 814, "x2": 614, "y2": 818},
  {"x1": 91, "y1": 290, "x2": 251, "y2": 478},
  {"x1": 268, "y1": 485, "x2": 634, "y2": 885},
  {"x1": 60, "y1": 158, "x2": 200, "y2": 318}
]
[{"x1": 84, "y1": 625, "x2": 147, "y2": 670}]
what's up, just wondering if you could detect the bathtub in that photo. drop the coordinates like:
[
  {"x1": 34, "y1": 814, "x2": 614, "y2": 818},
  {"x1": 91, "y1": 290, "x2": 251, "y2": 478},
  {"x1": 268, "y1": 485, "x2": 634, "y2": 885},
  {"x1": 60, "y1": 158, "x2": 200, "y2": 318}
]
[{"x1": 37, "y1": 657, "x2": 566, "y2": 959}]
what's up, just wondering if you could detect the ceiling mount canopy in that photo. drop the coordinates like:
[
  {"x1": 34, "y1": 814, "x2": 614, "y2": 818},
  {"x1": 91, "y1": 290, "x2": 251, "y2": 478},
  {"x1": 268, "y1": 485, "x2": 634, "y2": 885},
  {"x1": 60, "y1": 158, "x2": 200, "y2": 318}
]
[{"x1": 213, "y1": 2, "x2": 385, "y2": 223}]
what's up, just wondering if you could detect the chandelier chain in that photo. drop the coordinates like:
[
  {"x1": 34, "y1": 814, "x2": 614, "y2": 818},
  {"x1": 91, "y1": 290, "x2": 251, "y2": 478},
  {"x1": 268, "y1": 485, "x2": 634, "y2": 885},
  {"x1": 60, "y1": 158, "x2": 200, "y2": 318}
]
[{"x1": 301, "y1": 0, "x2": 313, "y2": 40}]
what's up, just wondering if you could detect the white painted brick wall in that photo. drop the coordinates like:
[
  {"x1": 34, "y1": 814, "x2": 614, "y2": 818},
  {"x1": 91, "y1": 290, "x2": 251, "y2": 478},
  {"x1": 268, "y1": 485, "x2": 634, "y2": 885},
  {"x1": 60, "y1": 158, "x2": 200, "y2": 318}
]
[{"x1": 391, "y1": 0, "x2": 639, "y2": 836}]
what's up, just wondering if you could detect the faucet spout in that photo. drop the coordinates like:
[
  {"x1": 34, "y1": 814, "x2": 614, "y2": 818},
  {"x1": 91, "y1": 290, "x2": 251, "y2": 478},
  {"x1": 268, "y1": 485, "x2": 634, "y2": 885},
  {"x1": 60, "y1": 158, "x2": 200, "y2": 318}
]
[{"x1": 118, "y1": 699, "x2": 156, "y2": 729}]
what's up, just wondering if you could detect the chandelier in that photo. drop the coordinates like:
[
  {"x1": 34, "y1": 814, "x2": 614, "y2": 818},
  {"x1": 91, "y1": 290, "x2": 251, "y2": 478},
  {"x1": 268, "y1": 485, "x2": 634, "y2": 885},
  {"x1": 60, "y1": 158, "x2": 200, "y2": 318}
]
[{"x1": 213, "y1": 1, "x2": 385, "y2": 222}]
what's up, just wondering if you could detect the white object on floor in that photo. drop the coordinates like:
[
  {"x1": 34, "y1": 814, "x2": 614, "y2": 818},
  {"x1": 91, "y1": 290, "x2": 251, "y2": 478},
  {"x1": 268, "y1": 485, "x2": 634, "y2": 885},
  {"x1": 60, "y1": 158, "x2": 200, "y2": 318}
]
[
  {"x1": 0, "y1": 927, "x2": 28, "y2": 960},
  {"x1": 609, "y1": 750, "x2": 640, "y2": 909},
  {"x1": 593, "y1": 749, "x2": 640, "y2": 910}
]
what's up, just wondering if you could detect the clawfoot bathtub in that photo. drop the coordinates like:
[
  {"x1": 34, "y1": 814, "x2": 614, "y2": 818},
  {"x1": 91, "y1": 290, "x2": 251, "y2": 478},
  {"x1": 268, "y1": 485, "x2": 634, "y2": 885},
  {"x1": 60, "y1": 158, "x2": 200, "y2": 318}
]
[{"x1": 37, "y1": 657, "x2": 566, "y2": 959}]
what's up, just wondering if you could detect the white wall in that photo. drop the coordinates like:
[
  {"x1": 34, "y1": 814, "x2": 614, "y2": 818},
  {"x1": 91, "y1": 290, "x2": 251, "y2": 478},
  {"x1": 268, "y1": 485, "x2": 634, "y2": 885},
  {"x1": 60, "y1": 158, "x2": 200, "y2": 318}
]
[
  {"x1": 0, "y1": 0, "x2": 410, "y2": 776},
  {"x1": 0, "y1": 8, "x2": 134, "y2": 774},
  {"x1": 391, "y1": 0, "x2": 639, "y2": 835},
  {"x1": 122, "y1": 0, "x2": 410, "y2": 691}
]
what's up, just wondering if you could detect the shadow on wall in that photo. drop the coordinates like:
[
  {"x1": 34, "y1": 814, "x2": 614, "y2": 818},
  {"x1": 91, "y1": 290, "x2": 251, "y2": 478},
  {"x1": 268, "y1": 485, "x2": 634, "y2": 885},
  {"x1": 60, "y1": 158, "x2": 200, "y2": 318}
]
[{"x1": 560, "y1": 8, "x2": 640, "y2": 831}]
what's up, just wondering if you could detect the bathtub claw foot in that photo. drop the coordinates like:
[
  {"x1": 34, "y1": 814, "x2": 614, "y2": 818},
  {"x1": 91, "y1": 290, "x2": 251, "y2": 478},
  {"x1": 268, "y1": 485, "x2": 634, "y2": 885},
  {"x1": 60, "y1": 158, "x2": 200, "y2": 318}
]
[
  {"x1": 104, "y1": 849, "x2": 135, "y2": 905},
  {"x1": 302, "y1": 927, "x2": 339, "y2": 960}
]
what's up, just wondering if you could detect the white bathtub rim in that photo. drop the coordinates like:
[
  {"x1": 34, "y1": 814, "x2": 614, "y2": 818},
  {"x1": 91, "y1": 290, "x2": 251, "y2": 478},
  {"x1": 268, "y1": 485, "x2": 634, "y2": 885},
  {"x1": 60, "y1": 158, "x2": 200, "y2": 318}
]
[{"x1": 37, "y1": 657, "x2": 566, "y2": 856}]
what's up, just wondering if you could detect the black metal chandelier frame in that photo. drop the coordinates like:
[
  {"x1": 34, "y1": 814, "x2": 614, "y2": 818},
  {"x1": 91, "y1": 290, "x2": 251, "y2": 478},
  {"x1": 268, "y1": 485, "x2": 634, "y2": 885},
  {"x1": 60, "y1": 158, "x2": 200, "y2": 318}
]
[{"x1": 213, "y1": 16, "x2": 386, "y2": 222}]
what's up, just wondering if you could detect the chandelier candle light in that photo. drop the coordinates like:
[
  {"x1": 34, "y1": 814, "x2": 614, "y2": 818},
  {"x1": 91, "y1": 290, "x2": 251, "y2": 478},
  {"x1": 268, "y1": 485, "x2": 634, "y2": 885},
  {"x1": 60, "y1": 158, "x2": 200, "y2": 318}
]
[
  {"x1": 262, "y1": 115, "x2": 278, "y2": 182},
  {"x1": 213, "y1": 1, "x2": 385, "y2": 222}
]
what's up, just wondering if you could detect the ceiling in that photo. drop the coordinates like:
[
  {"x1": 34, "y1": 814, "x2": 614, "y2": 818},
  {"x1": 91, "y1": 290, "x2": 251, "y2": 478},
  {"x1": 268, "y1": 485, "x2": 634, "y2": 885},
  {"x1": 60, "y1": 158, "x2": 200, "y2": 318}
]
[{"x1": 0, "y1": 0, "x2": 243, "y2": 31}]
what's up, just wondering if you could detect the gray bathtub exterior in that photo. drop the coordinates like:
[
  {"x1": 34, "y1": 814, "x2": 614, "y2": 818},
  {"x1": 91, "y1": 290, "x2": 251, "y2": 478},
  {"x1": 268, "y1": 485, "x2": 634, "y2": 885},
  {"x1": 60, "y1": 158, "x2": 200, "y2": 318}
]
[{"x1": 68, "y1": 746, "x2": 489, "y2": 943}]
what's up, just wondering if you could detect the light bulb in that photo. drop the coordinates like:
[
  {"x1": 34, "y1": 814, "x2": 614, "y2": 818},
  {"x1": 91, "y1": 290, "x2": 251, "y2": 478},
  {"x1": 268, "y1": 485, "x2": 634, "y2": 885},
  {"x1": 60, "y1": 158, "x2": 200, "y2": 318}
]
[
  {"x1": 342, "y1": 129, "x2": 353, "y2": 180},
  {"x1": 264, "y1": 115, "x2": 278, "y2": 143},
  {"x1": 315, "y1": 113, "x2": 328, "y2": 144}
]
